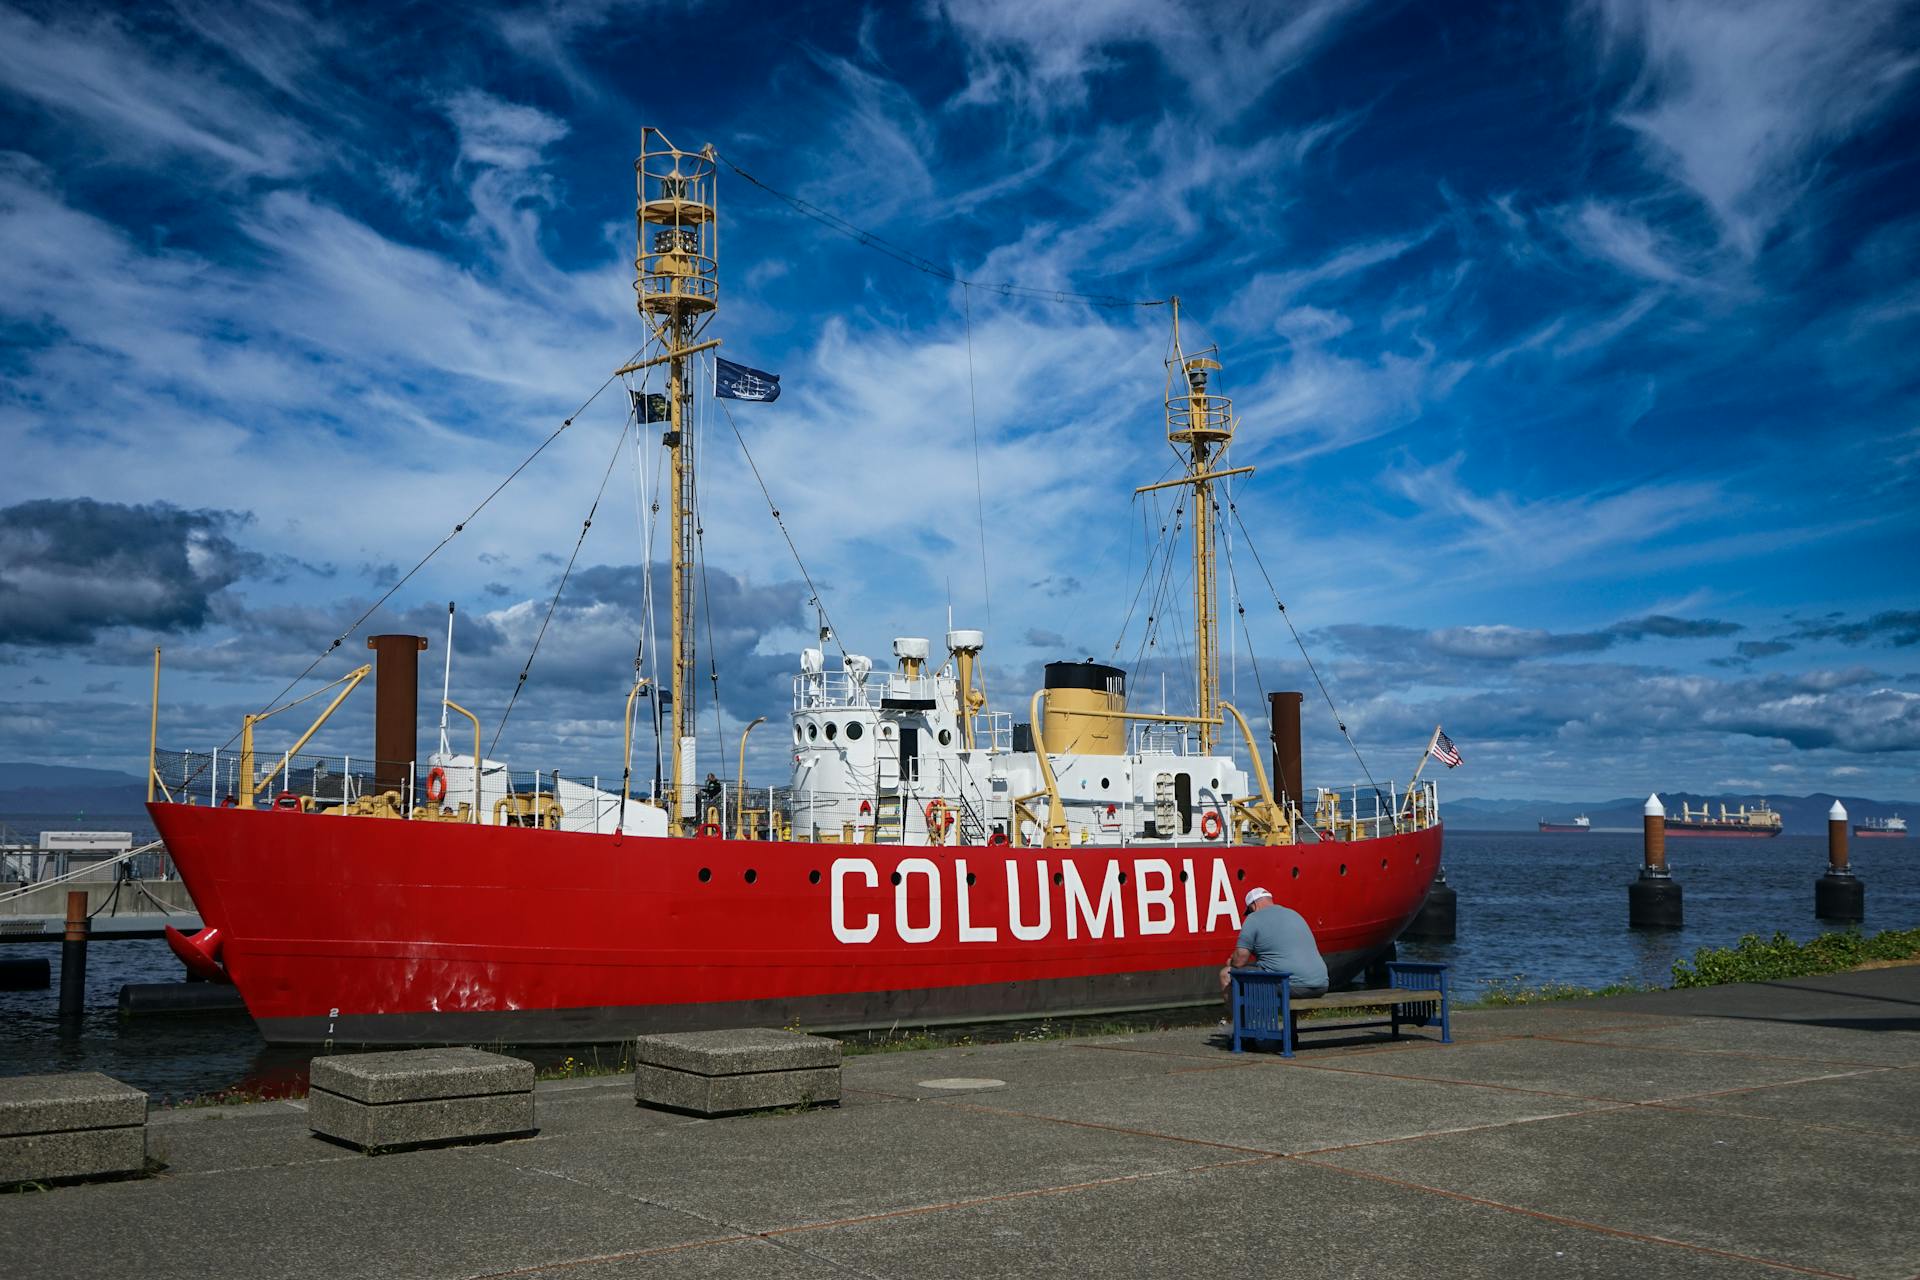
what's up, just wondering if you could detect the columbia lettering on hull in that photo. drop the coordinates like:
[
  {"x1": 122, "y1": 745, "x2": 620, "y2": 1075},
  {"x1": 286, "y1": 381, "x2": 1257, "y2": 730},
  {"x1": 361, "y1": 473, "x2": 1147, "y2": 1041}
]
[{"x1": 148, "y1": 127, "x2": 1446, "y2": 1045}]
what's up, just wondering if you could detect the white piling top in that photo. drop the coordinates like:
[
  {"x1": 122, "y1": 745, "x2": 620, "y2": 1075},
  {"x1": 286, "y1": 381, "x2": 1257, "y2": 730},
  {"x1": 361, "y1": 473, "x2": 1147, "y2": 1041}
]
[
  {"x1": 1829, "y1": 800, "x2": 1848, "y2": 822},
  {"x1": 1644, "y1": 793, "x2": 1665, "y2": 818}
]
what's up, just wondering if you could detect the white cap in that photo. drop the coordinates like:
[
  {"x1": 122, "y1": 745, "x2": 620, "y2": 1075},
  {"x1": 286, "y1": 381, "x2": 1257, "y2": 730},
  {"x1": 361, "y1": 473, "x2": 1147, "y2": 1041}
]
[
  {"x1": 1829, "y1": 800, "x2": 1847, "y2": 821},
  {"x1": 1244, "y1": 887, "x2": 1272, "y2": 910},
  {"x1": 892, "y1": 637, "x2": 930, "y2": 662},
  {"x1": 947, "y1": 628, "x2": 985, "y2": 651},
  {"x1": 1644, "y1": 793, "x2": 1665, "y2": 817}
]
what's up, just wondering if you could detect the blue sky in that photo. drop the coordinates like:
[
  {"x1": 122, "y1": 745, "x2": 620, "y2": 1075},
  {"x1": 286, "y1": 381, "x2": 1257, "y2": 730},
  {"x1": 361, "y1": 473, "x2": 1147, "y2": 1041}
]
[{"x1": 0, "y1": 0, "x2": 1916, "y2": 801}]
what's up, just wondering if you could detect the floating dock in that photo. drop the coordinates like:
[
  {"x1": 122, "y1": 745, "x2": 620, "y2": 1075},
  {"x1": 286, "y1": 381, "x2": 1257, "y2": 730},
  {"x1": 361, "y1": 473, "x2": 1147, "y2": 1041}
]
[{"x1": 0, "y1": 967, "x2": 1914, "y2": 1277}]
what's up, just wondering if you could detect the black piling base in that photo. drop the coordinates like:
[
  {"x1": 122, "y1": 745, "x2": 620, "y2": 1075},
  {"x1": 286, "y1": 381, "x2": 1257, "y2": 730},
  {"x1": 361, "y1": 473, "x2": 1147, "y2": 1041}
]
[
  {"x1": 1402, "y1": 875, "x2": 1457, "y2": 943},
  {"x1": 1814, "y1": 872, "x2": 1864, "y2": 924},
  {"x1": 0, "y1": 956, "x2": 51, "y2": 991},
  {"x1": 1629, "y1": 872, "x2": 1683, "y2": 930},
  {"x1": 58, "y1": 937, "x2": 88, "y2": 1019},
  {"x1": 118, "y1": 982, "x2": 249, "y2": 1017}
]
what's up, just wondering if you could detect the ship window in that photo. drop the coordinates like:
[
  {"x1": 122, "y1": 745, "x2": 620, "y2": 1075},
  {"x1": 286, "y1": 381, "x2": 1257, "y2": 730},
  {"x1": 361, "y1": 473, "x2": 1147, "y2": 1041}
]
[
  {"x1": 808, "y1": 870, "x2": 821, "y2": 884},
  {"x1": 938, "y1": 728, "x2": 952, "y2": 746},
  {"x1": 846, "y1": 722, "x2": 863, "y2": 741},
  {"x1": 1339, "y1": 863, "x2": 1347, "y2": 876},
  {"x1": 1100, "y1": 777, "x2": 1110, "y2": 789},
  {"x1": 698, "y1": 868, "x2": 711, "y2": 883},
  {"x1": 825, "y1": 721, "x2": 838, "y2": 741},
  {"x1": 1290, "y1": 866, "x2": 1299, "y2": 879},
  {"x1": 807, "y1": 722, "x2": 818, "y2": 741},
  {"x1": 792, "y1": 724, "x2": 803, "y2": 745},
  {"x1": 1211, "y1": 777, "x2": 1219, "y2": 789}
]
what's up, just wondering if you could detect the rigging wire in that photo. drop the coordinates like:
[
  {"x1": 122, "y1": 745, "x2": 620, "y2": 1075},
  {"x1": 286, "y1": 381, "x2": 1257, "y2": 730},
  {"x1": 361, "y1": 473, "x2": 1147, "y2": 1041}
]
[
  {"x1": 961, "y1": 285, "x2": 992, "y2": 630},
  {"x1": 705, "y1": 355, "x2": 850, "y2": 667},
  {"x1": 690, "y1": 368, "x2": 726, "y2": 783},
  {"x1": 718, "y1": 155, "x2": 1167, "y2": 311},
  {"x1": 1226, "y1": 501, "x2": 1386, "y2": 807},
  {"x1": 181, "y1": 351, "x2": 643, "y2": 793},
  {"x1": 490, "y1": 414, "x2": 636, "y2": 756}
]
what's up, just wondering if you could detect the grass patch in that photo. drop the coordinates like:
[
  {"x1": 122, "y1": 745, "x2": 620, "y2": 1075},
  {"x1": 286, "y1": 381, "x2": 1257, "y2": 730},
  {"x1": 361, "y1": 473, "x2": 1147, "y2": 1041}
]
[{"x1": 1672, "y1": 926, "x2": 1920, "y2": 988}]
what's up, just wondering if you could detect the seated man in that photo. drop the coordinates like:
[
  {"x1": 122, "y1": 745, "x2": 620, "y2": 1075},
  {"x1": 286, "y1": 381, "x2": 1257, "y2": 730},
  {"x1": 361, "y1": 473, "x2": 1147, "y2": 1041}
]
[{"x1": 1220, "y1": 887, "x2": 1330, "y2": 1006}]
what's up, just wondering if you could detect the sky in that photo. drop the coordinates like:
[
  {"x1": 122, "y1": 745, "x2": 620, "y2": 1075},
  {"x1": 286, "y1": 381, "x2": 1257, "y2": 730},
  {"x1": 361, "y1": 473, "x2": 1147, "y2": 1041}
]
[{"x1": 0, "y1": 0, "x2": 1917, "y2": 803}]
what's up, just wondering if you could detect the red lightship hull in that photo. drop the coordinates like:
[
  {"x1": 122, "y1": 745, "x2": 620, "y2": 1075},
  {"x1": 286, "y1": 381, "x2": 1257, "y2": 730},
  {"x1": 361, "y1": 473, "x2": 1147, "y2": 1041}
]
[{"x1": 150, "y1": 802, "x2": 1443, "y2": 1045}]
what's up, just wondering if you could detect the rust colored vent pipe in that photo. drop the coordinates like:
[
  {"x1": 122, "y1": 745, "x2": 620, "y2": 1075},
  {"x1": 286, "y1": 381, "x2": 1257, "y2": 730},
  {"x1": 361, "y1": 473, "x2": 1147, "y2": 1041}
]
[
  {"x1": 1268, "y1": 691, "x2": 1304, "y2": 811},
  {"x1": 368, "y1": 634, "x2": 429, "y2": 799}
]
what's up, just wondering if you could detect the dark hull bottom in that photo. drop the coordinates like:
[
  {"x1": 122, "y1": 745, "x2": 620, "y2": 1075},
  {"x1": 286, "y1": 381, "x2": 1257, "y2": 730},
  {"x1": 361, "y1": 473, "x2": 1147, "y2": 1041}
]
[
  {"x1": 255, "y1": 947, "x2": 1381, "y2": 1045},
  {"x1": 1664, "y1": 828, "x2": 1781, "y2": 838}
]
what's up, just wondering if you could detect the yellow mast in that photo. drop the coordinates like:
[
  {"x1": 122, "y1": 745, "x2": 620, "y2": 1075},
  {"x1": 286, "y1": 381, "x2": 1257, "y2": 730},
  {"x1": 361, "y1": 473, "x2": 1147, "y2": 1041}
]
[
  {"x1": 1137, "y1": 298, "x2": 1253, "y2": 754},
  {"x1": 633, "y1": 129, "x2": 719, "y2": 830}
]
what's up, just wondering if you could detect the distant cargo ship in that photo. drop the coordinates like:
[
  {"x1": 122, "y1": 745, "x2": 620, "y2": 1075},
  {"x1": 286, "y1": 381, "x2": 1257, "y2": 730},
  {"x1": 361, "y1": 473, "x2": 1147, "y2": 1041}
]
[
  {"x1": 1667, "y1": 800, "x2": 1782, "y2": 839},
  {"x1": 1854, "y1": 815, "x2": 1907, "y2": 839},
  {"x1": 1538, "y1": 815, "x2": 1591, "y2": 833}
]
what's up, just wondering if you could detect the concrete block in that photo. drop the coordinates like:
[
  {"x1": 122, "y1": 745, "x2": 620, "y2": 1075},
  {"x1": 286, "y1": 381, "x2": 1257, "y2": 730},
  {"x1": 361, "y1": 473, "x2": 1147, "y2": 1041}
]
[
  {"x1": 307, "y1": 1090, "x2": 536, "y2": 1151},
  {"x1": 631, "y1": 1027, "x2": 841, "y2": 1076},
  {"x1": 0, "y1": 1071, "x2": 147, "y2": 1136},
  {"x1": 309, "y1": 1047, "x2": 534, "y2": 1104},
  {"x1": 307, "y1": 1048, "x2": 536, "y2": 1153},
  {"x1": 0, "y1": 1126, "x2": 147, "y2": 1185},
  {"x1": 633, "y1": 1063, "x2": 841, "y2": 1117},
  {"x1": 0, "y1": 1072, "x2": 148, "y2": 1186},
  {"x1": 632, "y1": 1029, "x2": 842, "y2": 1117}
]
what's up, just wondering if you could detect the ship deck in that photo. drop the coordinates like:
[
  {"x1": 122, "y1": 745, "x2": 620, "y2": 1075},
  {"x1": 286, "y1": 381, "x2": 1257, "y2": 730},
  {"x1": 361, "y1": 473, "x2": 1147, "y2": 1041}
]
[{"x1": 11, "y1": 966, "x2": 1916, "y2": 1278}]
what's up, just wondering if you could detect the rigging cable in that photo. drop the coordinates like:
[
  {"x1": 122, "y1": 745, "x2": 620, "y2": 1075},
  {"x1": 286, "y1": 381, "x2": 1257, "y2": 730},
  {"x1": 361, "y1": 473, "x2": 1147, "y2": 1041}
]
[
  {"x1": 1226, "y1": 501, "x2": 1386, "y2": 809},
  {"x1": 706, "y1": 356, "x2": 851, "y2": 668},
  {"x1": 490, "y1": 414, "x2": 636, "y2": 756},
  {"x1": 181, "y1": 351, "x2": 644, "y2": 793},
  {"x1": 718, "y1": 156, "x2": 1168, "y2": 311}
]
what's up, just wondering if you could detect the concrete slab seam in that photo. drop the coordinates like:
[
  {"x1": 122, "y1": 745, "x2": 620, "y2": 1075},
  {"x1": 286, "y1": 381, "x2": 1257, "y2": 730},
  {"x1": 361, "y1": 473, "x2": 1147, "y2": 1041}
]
[
  {"x1": 1527, "y1": 1032, "x2": 1906, "y2": 1071},
  {"x1": 1290, "y1": 1102, "x2": 1637, "y2": 1158},
  {"x1": 1636, "y1": 1099, "x2": 1920, "y2": 1145},
  {"x1": 1637, "y1": 1066, "x2": 1891, "y2": 1108},
  {"x1": 1288, "y1": 1152, "x2": 1857, "y2": 1279},
  {"x1": 1279, "y1": 1058, "x2": 1626, "y2": 1104}
]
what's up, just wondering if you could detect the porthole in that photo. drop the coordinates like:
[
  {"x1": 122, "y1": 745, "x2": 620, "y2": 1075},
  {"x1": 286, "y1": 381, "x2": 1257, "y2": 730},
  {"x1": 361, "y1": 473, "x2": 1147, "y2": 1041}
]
[
  {"x1": 808, "y1": 869, "x2": 822, "y2": 885},
  {"x1": 846, "y1": 722, "x2": 863, "y2": 741},
  {"x1": 744, "y1": 869, "x2": 758, "y2": 884},
  {"x1": 807, "y1": 722, "x2": 818, "y2": 741},
  {"x1": 1211, "y1": 778, "x2": 1219, "y2": 789},
  {"x1": 965, "y1": 871, "x2": 976, "y2": 886},
  {"x1": 1100, "y1": 777, "x2": 1110, "y2": 789},
  {"x1": 1118, "y1": 871, "x2": 1129, "y2": 884},
  {"x1": 938, "y1": 729, "x2": 952, "y2": 746},
  {"x1": 792, "y1": 724, "x2": 803, "y2": 745},
  {"x1": 1414, "y1": 852, "x2": 1422, "y2": 865},
  {"x1": 1178, "y1": 869, "x2": 1189, "y2": 882},
  {"x1": 824, "y1": 721, "x2": 838, "y2": 741},
  {"x1": 890, "y1": 871, "x2": 903, "y2": 886},
  {"x1": 1290, "y1": 866, "x2": 1300, "y2": 879},
  {"x1": 697, "y1": 867, "x2": 712, "y2": 883},
  {"x1": 1236, "y1": 868, "x2": 1245, "y2": 881},
  {"x1": 1052, "y1": 871, "x2": 1063, "y2": 886},
  {"x1": 1339, "y1": 863, "x2": 1348, "y2": 876},
  {"x1": 1380, "y1": 858, "x2": 1388, "y2": 870}
]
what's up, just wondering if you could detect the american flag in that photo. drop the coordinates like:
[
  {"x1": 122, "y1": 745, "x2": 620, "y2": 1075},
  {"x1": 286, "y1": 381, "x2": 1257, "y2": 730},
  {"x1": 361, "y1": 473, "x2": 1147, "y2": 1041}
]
[{"x1": 1430, "y1": 730, "x2": 1462, "y2": 768}]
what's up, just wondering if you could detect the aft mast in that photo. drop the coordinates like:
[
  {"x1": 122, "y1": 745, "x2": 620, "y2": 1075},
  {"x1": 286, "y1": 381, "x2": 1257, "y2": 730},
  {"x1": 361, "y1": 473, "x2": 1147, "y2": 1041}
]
[
  {"x1": 1134, "y1": 299, "x2": 1253, "y2": 753},
  {"x1": 632, "y1": 129, "x2": 720, "y2": 830}
]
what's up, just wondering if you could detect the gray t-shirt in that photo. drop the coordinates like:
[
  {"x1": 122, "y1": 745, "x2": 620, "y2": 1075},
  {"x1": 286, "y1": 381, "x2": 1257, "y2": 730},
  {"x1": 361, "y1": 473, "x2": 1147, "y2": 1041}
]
[{"x1": 1236, "y1": 904, "x2": 1329, "y2": 994}]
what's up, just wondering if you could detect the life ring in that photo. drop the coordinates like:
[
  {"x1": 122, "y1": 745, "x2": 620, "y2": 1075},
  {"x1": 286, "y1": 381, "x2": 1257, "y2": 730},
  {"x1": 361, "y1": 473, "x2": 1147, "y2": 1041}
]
[
  {"x1": 272, "y1": 791, "x2": 304, "y2": 812},
  {"x1": 425, "y1": 766, "x2": 448, "y2": 804},
  {"x1": 1200, "y1": 810, "x2": 1223, "y2": 840},
  {"x1": 695, "y1": 822, "x2": 722, "y2": 839},
  {"x1": 924, "y1": 798, "x2": 954, "y2": 830},
  {"x1": 988, "y1": 830, "x2": 1009, "y2": 847}
]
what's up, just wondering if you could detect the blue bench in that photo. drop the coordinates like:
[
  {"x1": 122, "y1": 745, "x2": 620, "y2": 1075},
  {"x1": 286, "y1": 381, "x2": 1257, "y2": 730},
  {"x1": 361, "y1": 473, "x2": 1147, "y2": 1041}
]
[{"x1": 1229, "y1": 961, "x2": 1452, "y2": 1057}]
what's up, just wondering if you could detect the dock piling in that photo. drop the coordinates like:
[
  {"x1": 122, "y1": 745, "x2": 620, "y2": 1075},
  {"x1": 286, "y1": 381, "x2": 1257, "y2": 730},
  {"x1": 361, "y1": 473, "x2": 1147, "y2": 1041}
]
[
  {"x1": 1815, "y1": 799, "x2": 1864, "y2": 923},
  {"x1": 1401, "y1": 867, "x2": 1456, "y2": 942},
  {"x1": 58, "y1": 889, "x2": 89, "y2": 1020},
  {"x1": 1629, "y1": 793, "x2": 1683, "y2": 929}
]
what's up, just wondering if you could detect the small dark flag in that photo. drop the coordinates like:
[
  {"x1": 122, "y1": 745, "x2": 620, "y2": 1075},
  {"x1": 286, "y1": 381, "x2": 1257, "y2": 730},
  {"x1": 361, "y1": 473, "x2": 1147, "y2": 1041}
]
[
  {"x1": 714, "y1": 357, "x2": 781, "y2": 402},
  {"x1": 1430, "y1": 731, "x2": 1462, "y2": 768},
  {"x1": 630, "y1": 390, "x2": 669, "y2": 423}
]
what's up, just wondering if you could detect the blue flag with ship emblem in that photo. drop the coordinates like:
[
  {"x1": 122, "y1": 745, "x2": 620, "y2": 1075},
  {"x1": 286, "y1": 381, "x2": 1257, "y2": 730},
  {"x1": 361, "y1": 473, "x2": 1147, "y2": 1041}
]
[{"x1": 714, "y1": 357, "x2": 781, "y2": 402}]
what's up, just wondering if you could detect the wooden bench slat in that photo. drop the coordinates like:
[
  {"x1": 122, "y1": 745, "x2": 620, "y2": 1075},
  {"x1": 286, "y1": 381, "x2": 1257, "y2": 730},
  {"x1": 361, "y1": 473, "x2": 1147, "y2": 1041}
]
[{"x1": 1290, "y1": 987, "x2": 1436, "y2": 1010}]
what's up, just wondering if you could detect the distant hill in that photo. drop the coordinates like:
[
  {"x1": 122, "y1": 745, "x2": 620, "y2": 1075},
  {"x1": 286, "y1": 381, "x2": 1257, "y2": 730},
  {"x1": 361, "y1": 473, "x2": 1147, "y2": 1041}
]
[
  {"x1": 1449, "y1": 793, "x2": 1918, "y2": 834},
  {"x1": 0, "y1": 761, "x2": 149, "y2": 822}
]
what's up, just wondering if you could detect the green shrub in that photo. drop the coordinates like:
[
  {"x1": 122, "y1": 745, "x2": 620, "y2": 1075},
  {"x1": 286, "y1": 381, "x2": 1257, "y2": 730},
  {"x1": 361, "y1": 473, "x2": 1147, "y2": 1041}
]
[{"x1": 1671, "y1": 927, "x2": 1920, "y2": 988}]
